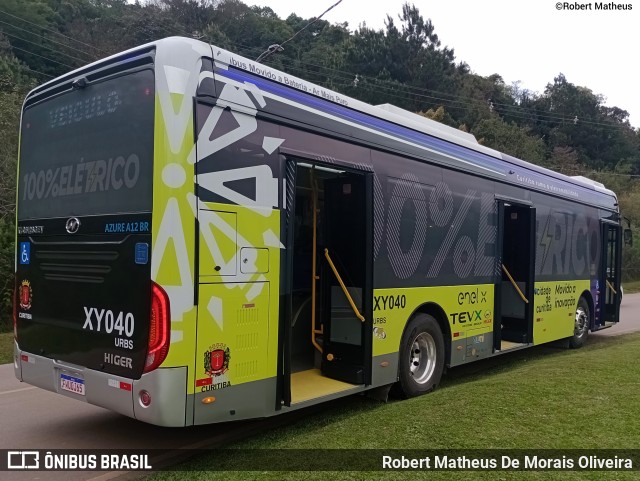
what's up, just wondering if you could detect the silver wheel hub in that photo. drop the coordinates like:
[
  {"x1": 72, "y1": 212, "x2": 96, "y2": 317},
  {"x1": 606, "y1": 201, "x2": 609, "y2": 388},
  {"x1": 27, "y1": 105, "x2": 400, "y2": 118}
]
[
  {"x1": 574, "y1": 307, "x2": 588, "y2": 338},
  {"x1": 409, "y1": 332, "x2": 437, "y2": 384}
]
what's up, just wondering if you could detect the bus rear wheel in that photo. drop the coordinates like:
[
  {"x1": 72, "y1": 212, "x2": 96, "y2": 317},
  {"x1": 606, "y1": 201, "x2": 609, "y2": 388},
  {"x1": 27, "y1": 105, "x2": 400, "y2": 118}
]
[
  {"x1": 398, "y1": 313, "x2": 444, "y2": 398},
  {"x1": 569, "y1": 297, "x2": 590, "y2": 349}
]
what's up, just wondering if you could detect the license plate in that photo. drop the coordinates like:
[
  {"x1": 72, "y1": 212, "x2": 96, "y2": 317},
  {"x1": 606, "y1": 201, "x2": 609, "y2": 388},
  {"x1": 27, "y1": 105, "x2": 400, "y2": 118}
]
[{"x1": 60, "y1": 373, "x2": 85, "y2": 396}]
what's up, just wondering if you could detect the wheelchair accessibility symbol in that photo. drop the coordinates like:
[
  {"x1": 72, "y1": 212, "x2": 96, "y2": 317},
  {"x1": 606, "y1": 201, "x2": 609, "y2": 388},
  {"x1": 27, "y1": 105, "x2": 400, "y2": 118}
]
[{"x1": 20, "y1": 242, "x2": 30, "y2": 265}]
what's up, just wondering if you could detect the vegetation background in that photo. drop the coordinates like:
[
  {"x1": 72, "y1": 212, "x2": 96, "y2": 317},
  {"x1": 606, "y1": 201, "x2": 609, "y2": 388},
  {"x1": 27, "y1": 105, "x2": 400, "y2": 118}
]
[{"x1": 1, "y1": 0, "x2": 639, "y2": 331}]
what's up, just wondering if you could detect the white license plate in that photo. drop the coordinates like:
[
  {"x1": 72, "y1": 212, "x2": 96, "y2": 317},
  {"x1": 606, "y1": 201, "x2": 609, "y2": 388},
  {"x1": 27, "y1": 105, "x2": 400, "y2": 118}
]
[{"x1": 60, "y1": 373, "x2": 85, "y2": 396}]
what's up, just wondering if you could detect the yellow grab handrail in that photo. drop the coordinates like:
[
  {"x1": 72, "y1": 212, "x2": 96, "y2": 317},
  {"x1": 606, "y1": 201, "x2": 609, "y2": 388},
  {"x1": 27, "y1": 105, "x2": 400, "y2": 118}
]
[
  {"x1": 606, "y1": 279, "x2": 617, "y2": 295},
  {"x1": 310, "y1": 167, "x2": 323, "y2": 353},
  {"x1": 324, "y1": 248, "x2": 365, "y2": 323},
  {"x1": 502, "y1": 264, "x2": 529, "y2": 304}
]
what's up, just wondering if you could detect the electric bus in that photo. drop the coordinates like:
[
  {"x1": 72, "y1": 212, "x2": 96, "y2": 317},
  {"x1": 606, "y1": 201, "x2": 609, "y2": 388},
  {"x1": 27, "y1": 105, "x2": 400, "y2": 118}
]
[{"x1": 14, "y1": 37, "x2": 625, "y2": 426}]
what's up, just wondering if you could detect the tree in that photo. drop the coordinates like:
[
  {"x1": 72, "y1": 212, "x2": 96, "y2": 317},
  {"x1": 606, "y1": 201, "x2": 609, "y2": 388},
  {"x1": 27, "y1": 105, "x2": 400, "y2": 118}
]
[
  {"x1": 473, "y1": 117, "x2": 546, "y2": 164},
  {"x1": 527, "y1": 74, "x2": 638, "y2": 170},
  {"x1": 418, "y1": 105, "x2": 457, "y2": 128},
  {"x1": 340, "y1": 3, "x2": 464, "y2": 111},
  {"x1": 0, "y1": 73, "x2": 31, "y2": 330},
  {"x1": 0, "y1": 0, "x2": 83, "y2": 76}
]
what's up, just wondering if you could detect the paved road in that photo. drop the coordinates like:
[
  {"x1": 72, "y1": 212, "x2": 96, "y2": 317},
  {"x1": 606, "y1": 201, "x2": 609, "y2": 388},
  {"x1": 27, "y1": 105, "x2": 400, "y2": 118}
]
[
  {"x1": 0, "y1": 360, "x2": 264, "y2": 481},
  {"x1": 592, "y1": 290, "x2": 640, "y2": 336},
  {"x1": 1, "y1": 292, "x2": 639, "y2": 481}
]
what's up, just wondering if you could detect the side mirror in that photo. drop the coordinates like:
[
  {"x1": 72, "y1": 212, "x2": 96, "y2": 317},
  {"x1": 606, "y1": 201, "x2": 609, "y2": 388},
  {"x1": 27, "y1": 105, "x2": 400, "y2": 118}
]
[{"x1": 624, "y1": 228, "x2": 633, "y2": 246}]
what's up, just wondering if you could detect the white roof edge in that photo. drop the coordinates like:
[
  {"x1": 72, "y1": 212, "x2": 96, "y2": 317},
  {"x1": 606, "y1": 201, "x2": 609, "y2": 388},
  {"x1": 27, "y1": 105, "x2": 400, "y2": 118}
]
[
  {"x1": 375, "y1": 103, "x2": 478, "y2": 143},
  {"x1": 374, "y1": 103, "x2": 504, "y2": 158},
  {"x1": 571, "y1": 175, "x2": 615, "y2": 196},
  {"x1": 25, "y1": 37, "x2": 202, "y2": 98}
]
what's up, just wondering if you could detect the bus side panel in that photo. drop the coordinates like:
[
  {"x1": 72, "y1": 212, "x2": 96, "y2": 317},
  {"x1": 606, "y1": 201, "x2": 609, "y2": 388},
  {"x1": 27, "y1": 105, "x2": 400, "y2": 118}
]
[
  {"x1": 201, "y1": 62, "x2": 619, "y2": 394},
  {"x1": 193, "y1": 203, "x2": 281, "y2": 424},
  {"x1": 532, "y1": 280, "x2": 590, "y2": 344},
  {"x1": 191, "y1": 79, "x2": 283, "y2": 421},
  {"x1": 367, "y1": 143, "x2": 499, "y2": 291},
  {"x1": 149, "y1": 40, "x2": 211, "y2": 419},
  {"x1": 530, "y1": 195, "x2": 601, "y2": 342},
  {"x1": 273, "y1": 121, "x2": 501, "y2": 375},
  {"x1": 372, "y1": 284, "x2": 495, "y2": 380}
]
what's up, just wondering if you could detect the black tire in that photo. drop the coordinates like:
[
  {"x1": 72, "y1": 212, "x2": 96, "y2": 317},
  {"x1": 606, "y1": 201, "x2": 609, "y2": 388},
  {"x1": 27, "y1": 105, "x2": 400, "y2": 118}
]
[
  {"x1": 397, "y1": 313, "x2": 445, "y2": 398},
  {"x1": 569, "y1": 297, "x2": 590, "y2": 349}
]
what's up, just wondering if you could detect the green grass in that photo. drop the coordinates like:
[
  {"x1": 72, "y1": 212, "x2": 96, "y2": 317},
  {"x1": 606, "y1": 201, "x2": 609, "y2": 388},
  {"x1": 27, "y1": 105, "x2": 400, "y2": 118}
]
[
  {"x1": 622, "y1": 280, "x2": 640, "y2": 294},
  {"x1": 148, "y1": 333, "x2": 640, "y2": 481},
  {"x1": 0, "y1": 331, "x2": 13, "y2": 364}
]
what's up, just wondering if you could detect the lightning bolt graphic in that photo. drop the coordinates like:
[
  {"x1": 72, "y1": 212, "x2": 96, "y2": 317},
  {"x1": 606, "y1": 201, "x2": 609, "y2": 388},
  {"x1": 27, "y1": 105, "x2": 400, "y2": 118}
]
[{"x1": 539, "y1": 214, "x2": 554, "y2": 270}]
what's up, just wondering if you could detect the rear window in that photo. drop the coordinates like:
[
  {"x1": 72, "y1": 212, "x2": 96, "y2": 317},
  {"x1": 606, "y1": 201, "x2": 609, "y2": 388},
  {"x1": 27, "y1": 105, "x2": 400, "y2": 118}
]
[{"x1": 18, "y1": 69, "x2": 155, "y2": 220}]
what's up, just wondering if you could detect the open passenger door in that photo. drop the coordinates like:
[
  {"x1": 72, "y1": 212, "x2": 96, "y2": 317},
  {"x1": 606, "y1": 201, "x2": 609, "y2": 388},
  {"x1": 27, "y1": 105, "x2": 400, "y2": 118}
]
[
  {"x1": 282, "y1": 159, "x2": 373, "y2": 407},
  {"x1": 320, "y1": 174, "x2": 373, "y2": 385},
  {"x1": 599, "y1": 222, "x2": 622, "y2": 325},
  {"x1": 494, "y1": 201, "x2": 535, "y2": 351}
]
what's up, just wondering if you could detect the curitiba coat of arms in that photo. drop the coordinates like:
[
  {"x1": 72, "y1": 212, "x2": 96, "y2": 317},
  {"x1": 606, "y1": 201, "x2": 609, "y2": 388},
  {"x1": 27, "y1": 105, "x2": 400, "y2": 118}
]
[{"x1": 204, "y1": 344, "x2": 230, "y2": 377}]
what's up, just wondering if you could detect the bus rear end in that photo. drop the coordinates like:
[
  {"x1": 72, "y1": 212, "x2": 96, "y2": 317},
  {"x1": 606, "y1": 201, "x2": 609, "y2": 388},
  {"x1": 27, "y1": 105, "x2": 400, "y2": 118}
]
[{"x1": 13, "y1": 48, "x2": 173, "y2": 423}]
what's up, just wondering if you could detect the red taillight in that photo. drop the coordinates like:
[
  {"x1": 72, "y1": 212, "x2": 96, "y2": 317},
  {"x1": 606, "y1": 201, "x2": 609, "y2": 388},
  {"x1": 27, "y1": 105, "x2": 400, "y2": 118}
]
[
  {"x1": 139, "y1": 390, "x2": 152, "y2": 407},
  {"x1": 144, "y1": 282, "x2": 170, "y2": 373}
]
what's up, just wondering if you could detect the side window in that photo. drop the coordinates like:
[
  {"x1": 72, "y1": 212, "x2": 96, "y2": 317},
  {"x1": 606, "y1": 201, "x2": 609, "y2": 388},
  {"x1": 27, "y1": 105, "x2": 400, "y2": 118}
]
[{"x1": 197, "y1": 58, "x2": 216, "y2": 98}]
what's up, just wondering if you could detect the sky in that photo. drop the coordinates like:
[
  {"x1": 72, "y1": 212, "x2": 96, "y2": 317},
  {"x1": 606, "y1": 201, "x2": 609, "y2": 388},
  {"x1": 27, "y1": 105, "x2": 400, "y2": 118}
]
[{"x1": 246, "y1": 0, "x2": 640, "y2": 127}]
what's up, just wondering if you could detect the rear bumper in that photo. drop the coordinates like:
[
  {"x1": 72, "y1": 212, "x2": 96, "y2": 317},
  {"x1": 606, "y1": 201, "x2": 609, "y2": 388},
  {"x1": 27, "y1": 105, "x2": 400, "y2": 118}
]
[{"x1": 14, "y1": 341, "x2": 189, "y2": 427}]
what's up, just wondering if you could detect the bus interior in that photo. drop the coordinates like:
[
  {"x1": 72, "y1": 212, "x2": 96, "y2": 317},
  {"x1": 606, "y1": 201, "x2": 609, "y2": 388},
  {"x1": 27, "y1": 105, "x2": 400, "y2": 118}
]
[
  {"x1": 287, "y1": 161, "x2": 371, "y2": 404},
  {"x1": 496, "y1": 202, "x2": 535, "y2": 351}
]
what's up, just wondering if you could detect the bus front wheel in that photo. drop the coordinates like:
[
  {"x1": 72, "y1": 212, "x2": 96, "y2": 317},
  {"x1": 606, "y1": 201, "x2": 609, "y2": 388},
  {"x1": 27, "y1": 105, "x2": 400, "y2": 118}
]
[
  {"x1": 398, "y1": 313, "x2": 445, "y2": 398},
  {"x1": 569, "y1": 297, "x2": 590, "y2": 349}
]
